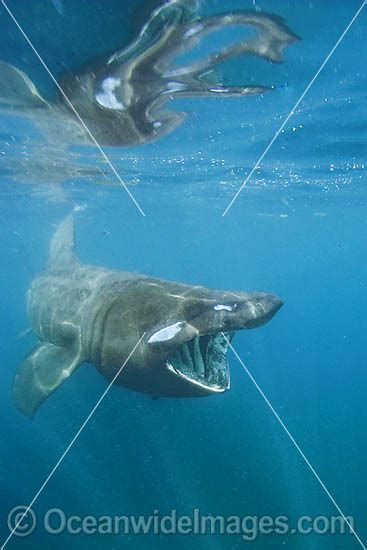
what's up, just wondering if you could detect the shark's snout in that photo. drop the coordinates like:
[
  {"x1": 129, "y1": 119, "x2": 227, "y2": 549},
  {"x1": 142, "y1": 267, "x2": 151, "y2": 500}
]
[
  {"x1": 186, "y1": 290, "x2": 283, "y2": 334},
  {"x1": 242, "y1": 292, "x2": 283, "y2": 328}
]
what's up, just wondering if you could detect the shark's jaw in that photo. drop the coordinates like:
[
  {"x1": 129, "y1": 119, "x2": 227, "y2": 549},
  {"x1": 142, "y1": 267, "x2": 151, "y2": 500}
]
[
  {"x1": 166, "y1": 332, "x2": 233, "y2": 393},
  {"x1": 145, "y1": 290, "x2": 283, "y2": 397}
]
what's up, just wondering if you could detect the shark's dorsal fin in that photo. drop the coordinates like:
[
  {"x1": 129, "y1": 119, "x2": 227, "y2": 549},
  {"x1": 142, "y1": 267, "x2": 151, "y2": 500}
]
[{"x1": 48, "y1": 215, "x2": 78, "y2": 271}]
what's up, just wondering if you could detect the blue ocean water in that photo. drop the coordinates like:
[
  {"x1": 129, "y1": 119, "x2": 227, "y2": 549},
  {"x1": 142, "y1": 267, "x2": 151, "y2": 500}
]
[{"x1": 0, "y1": 0, "x2": 366, "y2": 548}]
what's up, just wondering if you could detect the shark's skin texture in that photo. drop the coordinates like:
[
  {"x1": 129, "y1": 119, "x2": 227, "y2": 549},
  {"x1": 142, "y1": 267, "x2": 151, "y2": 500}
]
[
  {"x1": 13, "y1": 216, "x2": 283, "y2": 418},
  {"x1": 0, "y1": 0, "x2": 299, "y2": 146}
]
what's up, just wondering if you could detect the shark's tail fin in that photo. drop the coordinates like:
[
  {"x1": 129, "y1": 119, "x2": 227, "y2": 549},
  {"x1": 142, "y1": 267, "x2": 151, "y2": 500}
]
[{"x1": 47, "y1": 215, "x2": 78, "y2": 271}]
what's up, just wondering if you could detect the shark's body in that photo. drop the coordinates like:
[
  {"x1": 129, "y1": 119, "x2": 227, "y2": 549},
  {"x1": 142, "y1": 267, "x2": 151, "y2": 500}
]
[
  {"x1": 0, "y1": 0, "x2": 298, "y2": 146},
  {"x1": 13, "y1": 217, "x2": 282, "y2": 418}
]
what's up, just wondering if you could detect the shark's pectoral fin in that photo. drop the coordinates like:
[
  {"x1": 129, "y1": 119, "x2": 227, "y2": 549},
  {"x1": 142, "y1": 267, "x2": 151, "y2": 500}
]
[
  {"x1": 13, "y1": 342, "x2": 83, "y2": 418},
  {"x1": 0, "y1": 61, "x2": 49, "y2": 109}
]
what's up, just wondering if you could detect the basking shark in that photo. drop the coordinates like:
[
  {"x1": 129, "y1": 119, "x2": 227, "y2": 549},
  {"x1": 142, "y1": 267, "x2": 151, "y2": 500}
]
[
  {"x1": 0, "y1": 0, "x2": 298, "y2": 146},
  {"x1": 13, "y1": 216, "x2": 283, "y2": 418}
]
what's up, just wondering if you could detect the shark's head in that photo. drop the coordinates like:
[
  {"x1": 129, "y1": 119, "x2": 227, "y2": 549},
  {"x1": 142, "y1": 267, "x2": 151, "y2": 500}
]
[
  {"x1": 146, "y1": 288, "x2": 282, "y2": 396},
  {"x1": 99, "y1": 281, "x2": 283, "y2": 398}
]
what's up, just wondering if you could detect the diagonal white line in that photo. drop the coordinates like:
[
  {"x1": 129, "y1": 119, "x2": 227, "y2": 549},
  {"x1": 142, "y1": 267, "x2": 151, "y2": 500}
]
[
  {"x1": 222, "y1": 1, "x2": 366, "y2": 216},
  {"x1": 0, "y1": 332, "x2": 146, "y2": 550},
  {"x1": 223, "y1": 334, "x2": 366, "y2": 550},
  {"x1": 1, "y1": 0, "x2": 146, "y2": 216}
]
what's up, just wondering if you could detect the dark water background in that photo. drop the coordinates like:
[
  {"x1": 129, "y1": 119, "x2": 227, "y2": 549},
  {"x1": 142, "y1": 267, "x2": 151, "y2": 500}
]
[{"x1": 0, "y1": 0, "x2": 366, "y2": 548}]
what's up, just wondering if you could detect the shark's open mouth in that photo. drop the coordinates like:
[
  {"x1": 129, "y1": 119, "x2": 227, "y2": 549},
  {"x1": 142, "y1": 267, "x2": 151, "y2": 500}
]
[{"x1": 167, "y1": 332, "x2": 233, "y2": 392}]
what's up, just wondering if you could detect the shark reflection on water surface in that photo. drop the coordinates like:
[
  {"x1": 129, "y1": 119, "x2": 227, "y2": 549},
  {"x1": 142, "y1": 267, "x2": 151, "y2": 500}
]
[{"x1": 0, "y1": 0, "x2": 299, "y2": 146}]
